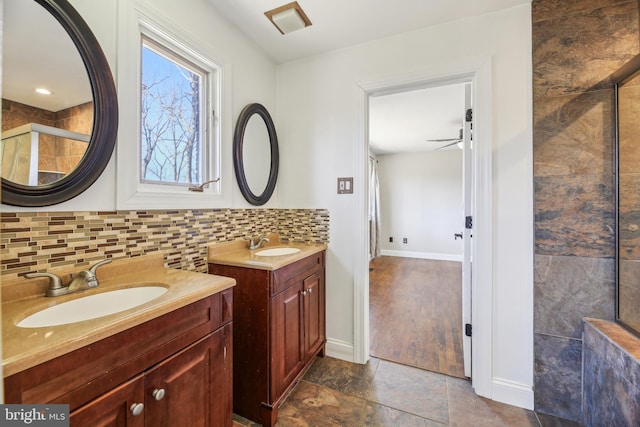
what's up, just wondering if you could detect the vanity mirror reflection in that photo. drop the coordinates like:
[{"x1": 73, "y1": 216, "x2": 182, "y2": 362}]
[
  {"x1": 615, "y1": 53, "x2": 640, "y2": 335},
  {"x1": 233, "y1": 103, "x2": 279, "y2": 205},
  {"x1": 1, "y1": 0, "x2": 118, "y2": 207}
]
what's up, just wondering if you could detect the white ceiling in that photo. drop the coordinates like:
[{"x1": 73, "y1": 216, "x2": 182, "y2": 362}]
[
  {"x1": 209, "y1": 0, "x2": 527, "y2": 154},
  {"x1": 208, "y1": 0, "x2": 531, "y2": 63},
  {"x1": 369, "y1": 83, "x2": 466, "y2": 155}
]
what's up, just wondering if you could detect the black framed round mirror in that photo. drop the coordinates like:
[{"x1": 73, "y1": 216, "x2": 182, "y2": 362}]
[
  {"x1": 1, "y1": 0, "x2": 118, "y2": 206},
  {"x1": 233, "y1": 103, "x2": 279, "y2": 206}
]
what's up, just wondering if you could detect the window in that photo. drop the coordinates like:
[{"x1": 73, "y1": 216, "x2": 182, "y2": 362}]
[
  {"x1": 116, "y1": 5, "x2": 232, "y2": 209},
  {"x1": 140, "y1": 37, "x2": 207, "y2": 186}
]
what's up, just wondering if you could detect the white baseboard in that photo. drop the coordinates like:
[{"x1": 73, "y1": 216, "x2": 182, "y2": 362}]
[
  {"x1": 491, "y1": 378, "x2": 534, "y2": 410},
  {"x1": 325, "y1": 338, "x2": 355, "y2": 363},
  {"x1": 380, "y1": 249, "x2": 462, "y2": 262}
]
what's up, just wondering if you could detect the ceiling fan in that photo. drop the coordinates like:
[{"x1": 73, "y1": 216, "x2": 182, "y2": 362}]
[{"x1": 427, "y1": 128, "x2": 463, "y2": 150}]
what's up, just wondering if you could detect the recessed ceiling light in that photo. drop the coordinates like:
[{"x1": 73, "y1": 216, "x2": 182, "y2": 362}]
[
  {"x1": 265, "y1": 1, "x2": 312, "y2": 35},
  {"x1": 35, "y1": 88, "x2": 52, "y2": 95}
]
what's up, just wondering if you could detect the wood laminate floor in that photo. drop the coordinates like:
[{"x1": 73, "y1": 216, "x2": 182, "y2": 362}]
[{"x1": 369, "y1": 256, "x2": 465, "y2": 378}]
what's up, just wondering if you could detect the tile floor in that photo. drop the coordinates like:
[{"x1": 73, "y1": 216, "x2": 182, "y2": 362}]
[{"x1": 233, "y1": 356, "x2": 582, "y2": 427}]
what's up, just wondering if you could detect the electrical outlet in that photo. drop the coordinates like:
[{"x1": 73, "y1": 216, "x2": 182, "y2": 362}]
[
  {"x1": 403, "y1": 237, "x2": 408, "y2": 244},
  {"x1": 389, "y1": 237, "x2": 393, "y2": 242}
]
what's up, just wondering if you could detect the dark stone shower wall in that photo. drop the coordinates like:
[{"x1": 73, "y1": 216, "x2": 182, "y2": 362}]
[
  {"x1": 532, "y1": 0, "x2": 639, "y2": 421},
  {"x1": 582, "y1": 319, "x2": 640, "y2": 426}
]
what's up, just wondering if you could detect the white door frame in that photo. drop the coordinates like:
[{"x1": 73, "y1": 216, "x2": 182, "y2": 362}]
[
  {"x1": 353, "y1": 57, "x2": 494, "y2": 398},
  {"x1": 462, "y1": 82, "x2": 473, "y2": 378}
]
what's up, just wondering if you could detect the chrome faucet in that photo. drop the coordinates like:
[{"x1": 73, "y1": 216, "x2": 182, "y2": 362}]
[
  {"x1": 245, "y1": 233, "x2": 270, "y2": 250},
  {"x1": 25, "y1": 258, "x2": 112, "y2": 297}
]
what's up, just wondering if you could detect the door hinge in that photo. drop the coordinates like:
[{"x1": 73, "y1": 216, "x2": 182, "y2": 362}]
[
  {"x1": 465, "y1": 216, "x2": 473, "y2": 229},
  {"x1": 465, "y1": 323, "x2": 472, "y2": 337},
  {"x1": 465, "y1": 108, "x2": 472, "y2": 122}
]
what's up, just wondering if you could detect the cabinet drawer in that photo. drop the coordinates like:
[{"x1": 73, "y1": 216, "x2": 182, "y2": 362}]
[{"x1": 272, "y1": 252, "x2": 324, "y2": 296}]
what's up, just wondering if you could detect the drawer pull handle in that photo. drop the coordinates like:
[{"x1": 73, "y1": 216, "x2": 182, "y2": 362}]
[
  {"x1": 130, "y1": 403, "x2": 144, "y2": 416},
  {"x1": 152, "y1": 388, "x2": 166, "y2": 401}
]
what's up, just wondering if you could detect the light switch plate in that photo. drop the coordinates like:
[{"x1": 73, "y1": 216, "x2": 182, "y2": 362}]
[{"x1": 337, "y1": 177, "x2": 353, "y2": 194}]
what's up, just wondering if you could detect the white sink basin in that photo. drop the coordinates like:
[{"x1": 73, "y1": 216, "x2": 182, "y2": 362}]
[
  {"x1": 17, "y1": 285, "x2": 169, "y2": 328},
  {"x1": 255, "y1": 247, "x2": 301, "y2": 257}
]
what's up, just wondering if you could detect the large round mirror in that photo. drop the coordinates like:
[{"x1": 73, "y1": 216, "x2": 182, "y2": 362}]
[
  {"x1": 233, "y1": 103, "x2": 279, "y2": 205},
  {"x1": 1, "y1": 0, "x2": 118, "y2": 206}
]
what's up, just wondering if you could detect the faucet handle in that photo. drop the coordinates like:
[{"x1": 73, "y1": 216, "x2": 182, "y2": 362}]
[
  {"x1": 244, "y1": 233, "x2": 270, "y2": 249},
  {"x1": 88, "y1": 258, "x2": 112, "y2": 274},
  {"x1": 24, "y1": 272, "x2": 64, "y2": 291}
]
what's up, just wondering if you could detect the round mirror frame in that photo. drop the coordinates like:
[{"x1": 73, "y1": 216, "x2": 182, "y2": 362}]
[
  {"x1": 1, "y1": 0, "x2": 118, "y2": 207},
  {"x1": 233, "y1": 103, "x2": 279, "y2": 206}
]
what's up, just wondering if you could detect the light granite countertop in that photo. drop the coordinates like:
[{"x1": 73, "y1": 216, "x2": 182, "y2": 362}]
[
  {"x1": 208, "y1": 235, "x2": 327, "y2": 271},
  {"x1": 2, "y1": 254, "x2": 235, "y2": 377}
]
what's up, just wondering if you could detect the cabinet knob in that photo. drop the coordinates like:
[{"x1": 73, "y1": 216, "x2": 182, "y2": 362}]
[
  {"x1": 152, "y1": 388, "x2": 166, "y2": 401},
  {"x1": 302, "y1": 290, "x2": 307, "y2": 296},
  {"x1": 308, "y1": 287, "x2": 313, "y2": 294},
  {"x1": 130, "y1": 403, "x2": 144, "y2": 416}
]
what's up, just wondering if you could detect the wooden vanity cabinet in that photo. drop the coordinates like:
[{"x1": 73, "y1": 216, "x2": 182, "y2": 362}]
[
  {"x1": 5, "y1": 290, "x2": 233, "y2": 427},
  {"x1": 208, "y1": 251, "x2": 325, "y2": 427},
  {"x1": 70, "y1": 326, "x2": 232, "y2": 427}
]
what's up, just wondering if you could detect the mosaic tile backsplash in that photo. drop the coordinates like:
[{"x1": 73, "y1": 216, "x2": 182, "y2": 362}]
[{"x1": 0, "y1": 209, "x2": 329, "y2": 282}]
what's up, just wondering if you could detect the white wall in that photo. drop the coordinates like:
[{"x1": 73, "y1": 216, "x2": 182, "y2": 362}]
[
  {"x1": 276, "y1": 4, "x2": 533, "y2": 407},
  {"x1": 377, "y1": 150, "x2": 463, "y2": 259},
  {"x1": 2, "y1": 0, "x2": 279, "y2": 212}
]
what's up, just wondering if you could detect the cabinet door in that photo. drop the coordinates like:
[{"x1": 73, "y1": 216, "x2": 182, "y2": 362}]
[
  {"x1": 70, "y1": 375, "x2": 145, "y2": 427},
  {"x1": 209, "y1": 323, "x2": 233, "y2": 427},
  {"x1": 271, "y1": 284, "x2": 304, "y2": 400},
  {"x1": 303, "y1": 271, "x2": 325, "y2": 359},
  {"x1": 144, "y1": 326, "x2": 232, "y2": 427}
]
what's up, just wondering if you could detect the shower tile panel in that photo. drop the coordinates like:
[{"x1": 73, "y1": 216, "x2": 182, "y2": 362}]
[
  {"x1": 533, "y1": 90, "x2": 614, "y2": 177},
  {"x1": 532, "y1": 1, "x2": 639, "y2": 98},
  {"x1": 534, "y1": 333, "x2": 583, "y2": 421},
  {"x1": 534, "y1": 254, "x2": 614, "y2": 339},
  {"x1": 534, "y1": 174, "x2": 614, "y2": 257},
  {"x1": 582, "y1": 319, "x2": 640, "y2": 426}
]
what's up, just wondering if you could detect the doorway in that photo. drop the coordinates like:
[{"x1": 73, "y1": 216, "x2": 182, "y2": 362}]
[
  {"x1": 367, "y1": 82, "x2": 469, "y2": 378},
  {"x1": 354, "y1": 60, "x2": 493, "y2": 397}
]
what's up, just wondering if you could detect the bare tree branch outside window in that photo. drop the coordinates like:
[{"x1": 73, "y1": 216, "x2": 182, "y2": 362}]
[{"x1": 141, "y1": 43, "x2": 203, "y2": 185}]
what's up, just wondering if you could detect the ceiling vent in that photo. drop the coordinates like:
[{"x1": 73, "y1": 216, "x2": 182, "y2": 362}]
[{"x1": 265, "y1": 1, "x2": 312, "y2": 35}]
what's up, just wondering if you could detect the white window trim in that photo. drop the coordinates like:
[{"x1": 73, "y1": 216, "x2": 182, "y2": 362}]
[{"x1": 116, "y1": 0, "x2": 233, "y2": 209}]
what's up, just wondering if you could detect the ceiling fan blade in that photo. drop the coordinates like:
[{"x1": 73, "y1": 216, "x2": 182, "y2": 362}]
[
  {"x1": 428, "y1": 128, "x2": 464, "y2": 143},
  {"x1": 435, "y1": 140, "x2": 462, "y2": 150},
  {"x1": 427, "y1": 138, "x2": 459, "y2": 142}
]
